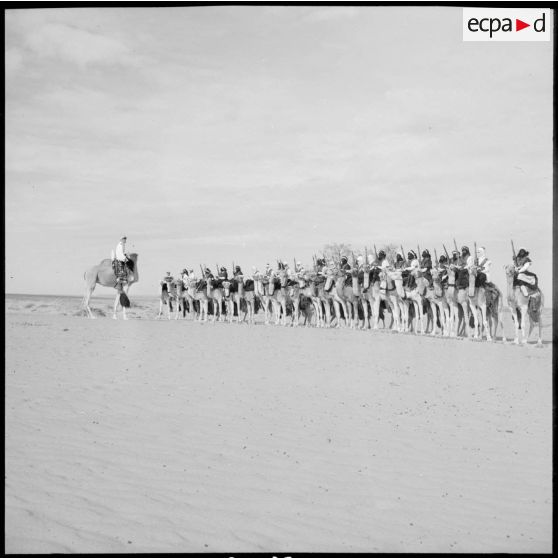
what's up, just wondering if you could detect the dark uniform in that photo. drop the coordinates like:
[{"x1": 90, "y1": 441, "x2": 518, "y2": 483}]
[
  {"x1": 437, "y1": 255, "x2": 449, "y2": 286},
  {"x1": 514, "y1": 249, "x2": 538, "y2": 295},
  {"x1": 419, "y1": 250, "x2": 433, "y2": 286}
]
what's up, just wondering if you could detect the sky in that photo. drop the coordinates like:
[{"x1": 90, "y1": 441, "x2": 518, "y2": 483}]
[{"x1": 4, "y1": 6, "x2": 553, "y2": 299}]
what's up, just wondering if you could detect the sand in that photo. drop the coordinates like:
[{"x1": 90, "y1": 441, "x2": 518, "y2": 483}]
[{"x1": 5, "y1": 294, "x2": 553, "y2": 553}]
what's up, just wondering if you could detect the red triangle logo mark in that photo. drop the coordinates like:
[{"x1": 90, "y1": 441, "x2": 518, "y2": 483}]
[{"x1": 516, "y1": 19, "x2": 530, "y2": 32}]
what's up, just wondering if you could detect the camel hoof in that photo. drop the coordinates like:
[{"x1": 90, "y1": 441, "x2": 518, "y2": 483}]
[
  {"x1": 535, "y1": 340, "x2": 544, "y2": 348},
  {"x1": 112, "y1": 315, "x2": 118, "y2": 320}
]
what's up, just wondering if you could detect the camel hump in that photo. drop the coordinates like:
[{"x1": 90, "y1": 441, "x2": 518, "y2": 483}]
[{"x1": 100, "y1": 258, "x2": 112, "y2": 266}]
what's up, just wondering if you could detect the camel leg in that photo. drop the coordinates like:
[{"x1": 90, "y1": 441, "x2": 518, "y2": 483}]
[
  {"x1": 83, "y1": 286, "x2": 96, "y2": 319},
  {"x1": 480, "y1": 304, "x2": 491, "y2": 341},
  {"x1": 520, "y1": 306, "x2": 529, "y2": 344},
  {"x1": 462, "y1": 301, "x2": 472, "y2": 338},
  {"x1": 510, "y1": 306, "x2": 519, "y2": 345},
  {"x1": 312, "y1": 299, "x2": 320, "y2": 327},
  {"x1": 469, "y1": 302, "x2": 480, "y2": 339},
  {"x1": 388, "y1": 297, "x2": 399, "y2": 332},
  {"x1": 536, "y1": 315, "x2": 543, "y2": 347},
  {"x1": 442, "y1": 303, "x2": 451, "y2": 336},
  {"x1": 113, "y1": 293, "x2": 120, "y2": 320}
]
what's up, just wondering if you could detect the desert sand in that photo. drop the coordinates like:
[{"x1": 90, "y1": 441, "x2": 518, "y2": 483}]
[{"x1": 5, "y1": 294, "x2": 553, "y2": 553}]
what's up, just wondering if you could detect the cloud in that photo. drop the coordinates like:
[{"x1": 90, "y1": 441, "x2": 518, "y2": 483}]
[
  {"x1": 24, "y1": 22, "x2": 144, "y2": 68},
  {"x1": 302, "y1": 7, "x2": 361, "y2": 22},
  {"x1": 5, "y1": 47, "x2": 24, "y2": 75}
]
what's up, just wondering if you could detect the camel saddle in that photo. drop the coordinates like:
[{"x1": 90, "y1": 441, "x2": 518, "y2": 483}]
[{"x1": 112, "y1": 260, "x2": 128, "y2": 281}]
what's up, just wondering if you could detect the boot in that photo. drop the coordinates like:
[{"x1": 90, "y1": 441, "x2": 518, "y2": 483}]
[{"x1": 520, "y1": 285, "x2": 529, "y2": 297}]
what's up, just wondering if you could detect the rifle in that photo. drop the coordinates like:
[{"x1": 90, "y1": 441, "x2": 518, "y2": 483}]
[
  {"x1": 511, "y1": 240, "x2": 517, "y2": 265},
  {"x1": 443, "y1": 243, "x2": 450, "y2": 261},
  {"x1": 434, "y1": 248, "x2": 438, "y2": 264},
  {"x1": 294, "y1": 257, "x2": 297, "y2": 272},
  {"x1": 417, "y1": 244, "x2": 421, "y2": 260},
  {"x1": 453, "y1": 238, "x2": 459, "y2": 254},
  {"x1": 216, "y1": 263, "x2": 220, "y2": 275},
  {"x1": 474, "y1": 241, "x2": 478, "y2": 266},
  {"x1": 374, "y1": 244, "x2": 378, "y2": 260},
  {"x1": 351, "y1": 251, "x2": 356, "y2": 267},
  {"x1": 400, "y1": 244, "x2": 406, "y2": 265},
  {"x1": 365, "y1": 246, "x2": 368, "y2": 267},
  {"x1": 200, "y1": 264, "x2": 204, "y2": 278}
]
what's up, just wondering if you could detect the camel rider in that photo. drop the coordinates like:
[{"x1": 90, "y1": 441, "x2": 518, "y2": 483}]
[
  {"x1": 265, "y1": 263, "x2": 273, "y2": 278},
  {"x1": 340, "y1": 256, "x2": 351, "y2": 272},
  {"x1": 455, "y1": 246, "x2": 473, "y2": 289},
  {"x1": 474, "y1": 246, "x2": 491, "y2": 287},
  {"x1": 459, "y1": 246, "x2": 474, "y2": 268},
  {"x1": 514, "y1": 249, "x2": 539, "y2": 297},
  {"x1": 234, "y1": 265, "x2": 243, "y2": 278},
  {"x1": 204, "y1": 267, "x2": 214, "y2": 281},
  {"x1": 437, "y1": 255, "x2": 449, "y2": 286},
  {"x1": 403, "y1": 250, "x2": 419, "y2": 289},
  {"x1": 419, "y1": 249, "x2": 433, "y2": 286},
  {"x1": 218, "y1": 266, "x2": 229, "y2": 281},
  {"x1": 180, "y1": 268, "x2": 189, "y2": 284},
  {"x1": 160, "y1": 271, "x2": 173, "y2": 293},
  {"x1": 394, "y1": 252, "x2": 406, "y2": 270},
  {"x1": 451, "y1": 250, "x2": 460, "y2": 266},
  {"x1": 112, "y1": 235, "x2": 129, "y2": 282}
]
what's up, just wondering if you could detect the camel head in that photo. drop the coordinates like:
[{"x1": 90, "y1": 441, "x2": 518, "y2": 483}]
[
  {"x1": 222, "y1": 280, "x2": 231, "y2": 297},
  {"x1": 503, "y1": 264, "x2": 515, "y2": 277}
]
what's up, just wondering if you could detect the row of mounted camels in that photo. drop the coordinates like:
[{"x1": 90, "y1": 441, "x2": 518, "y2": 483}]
[{"x1": 82, "y1": 253, "x2": 544, "y2": 346}]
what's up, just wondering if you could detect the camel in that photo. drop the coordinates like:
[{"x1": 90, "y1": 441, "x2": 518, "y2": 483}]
[
  {"x1": 298, "y1": 274, "x2": 327, "y2": 327},
  {"x1": 83, "y1": 253, "x2": 138, "y2": 319},
  {"x1": 206, "y1": 280, "x2": 225, "y2": 323},
  {"x1": 276, "y1": 271, "x2": 301, "y2": 326},
  {"x1": 361, "y1": 265, "x2": 393, "y2": 331},
  {"x1": 465, "y1": 266, "x2": 496, "y2": 341},
  {"x1": 184, "y1": 278, "x2": 209, "y2": 322},
  {"x1": 466, "y1": 267, "x2": 505, "y2": 342},
  {"x1": 323, "y1": 269, "x2": 350, "y2": 328},
  {"x1": 237, "y1": 275, "x2": 257, "y2": 325},
  {"x1": 222, "y1": 276, "x2": 255, "y2": 324},
  {"x1": 504, "y1": 265, "x2": 544, "y2": 346},
  {"x1": 313, "y1": 276, "x2": 337, "y2": 328},
  {"x1": 447, "y1": 265, "x2": 472, "y2": 338},
  {"x1": 338, "y1": 269, "x2": 369, "y2": 329},
  {"x1": 365, "y1": 268, "x2": 401, "y2": 332},
  {"x1": 429, "y1": 268, "x2": 451, "y2": 336},
  {"x1": 158, "y1": 281, "x2": 175, "y2": 319},
  {"x1": 253, "y1": 274, "x2": 274, "y2": 325},
  {"x1": 416, "y1": 275, "x2": 448, "y2": 336}
]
